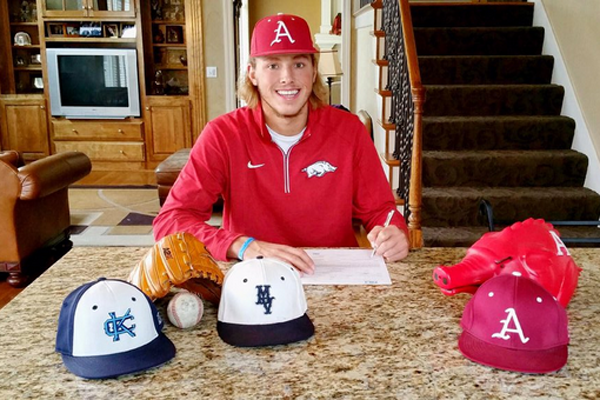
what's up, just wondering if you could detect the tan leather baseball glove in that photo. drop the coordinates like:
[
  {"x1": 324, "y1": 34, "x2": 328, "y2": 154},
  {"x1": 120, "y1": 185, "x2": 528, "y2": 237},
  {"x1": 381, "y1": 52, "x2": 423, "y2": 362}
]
[{"x1": 128, "y1": 232, "x2": 224, "y2": 305}]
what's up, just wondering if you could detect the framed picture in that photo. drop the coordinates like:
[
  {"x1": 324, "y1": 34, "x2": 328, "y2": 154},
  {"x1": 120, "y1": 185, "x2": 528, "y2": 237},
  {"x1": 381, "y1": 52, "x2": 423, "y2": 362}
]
[
  {"x1": 48, "y1": 23, "x2": 65, "y2": 37},
  {"x1": 166, "y1": 49, "x2": 186, "y2": 66},
  {"x1": 65, "y1": 24, "x2": 80, "y2": 37},
  {"x1": 80, "y1": 22, "x2": 102, "y2": 37},
  {"x1": 165, "y1": 25, "x2": 184, "y2": 44},
  {"x1": 15, "y1": 56, "x2": 27, "y2": 67},
  {"x1": 103, "y1": 23, "x2": 119, "y2": 38},
  {"x1": 120, "y1": 23, "x2": 136, "y2": 38},
  {"x1": 32, "y1": 76, "x2": 44, "y2": 90}
]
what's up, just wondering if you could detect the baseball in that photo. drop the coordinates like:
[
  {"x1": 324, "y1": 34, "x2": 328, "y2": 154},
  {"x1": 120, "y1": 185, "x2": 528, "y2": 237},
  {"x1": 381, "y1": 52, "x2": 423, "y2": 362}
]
[{"x1": 167, "y1": 291, "x2": 204, "y2": 329}]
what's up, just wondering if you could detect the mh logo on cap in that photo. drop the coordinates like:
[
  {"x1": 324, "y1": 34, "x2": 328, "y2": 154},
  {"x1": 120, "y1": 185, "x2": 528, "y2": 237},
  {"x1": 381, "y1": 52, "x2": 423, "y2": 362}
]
[
  {"x1": 217, "y1": 258, "x2": 315, "y2": 347},
  {"x1": 270, "y1": 20, "x2": 295, "y2": 47},
  {"x1": 255, "y1": 285, "x2": 275, "y2": 314}
]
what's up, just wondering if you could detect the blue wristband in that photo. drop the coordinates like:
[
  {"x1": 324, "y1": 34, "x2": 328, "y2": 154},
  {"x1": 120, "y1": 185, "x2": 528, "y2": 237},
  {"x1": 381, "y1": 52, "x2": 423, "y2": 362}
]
[{"x1": 238, "y1": 237, "x2": 255, "y2": 260}]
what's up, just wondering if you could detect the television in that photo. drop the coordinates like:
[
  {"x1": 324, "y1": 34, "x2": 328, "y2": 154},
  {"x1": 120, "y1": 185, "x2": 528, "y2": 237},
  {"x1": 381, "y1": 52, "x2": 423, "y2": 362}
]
[{"x1": 46, "y1": 48, "x2": 140, "y2": 119}]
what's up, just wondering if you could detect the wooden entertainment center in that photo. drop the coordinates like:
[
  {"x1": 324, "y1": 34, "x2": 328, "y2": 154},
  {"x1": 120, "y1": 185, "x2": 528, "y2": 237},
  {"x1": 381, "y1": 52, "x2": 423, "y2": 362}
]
[{"x1": 0, "y1": 0, "x2": 205, "y2": 185}]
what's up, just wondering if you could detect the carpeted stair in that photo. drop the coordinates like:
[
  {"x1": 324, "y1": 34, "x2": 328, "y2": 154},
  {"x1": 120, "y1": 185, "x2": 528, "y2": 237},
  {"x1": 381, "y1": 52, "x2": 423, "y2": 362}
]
[{"x1": 409, "y1": 2, "x2": 600, "y2": 246}]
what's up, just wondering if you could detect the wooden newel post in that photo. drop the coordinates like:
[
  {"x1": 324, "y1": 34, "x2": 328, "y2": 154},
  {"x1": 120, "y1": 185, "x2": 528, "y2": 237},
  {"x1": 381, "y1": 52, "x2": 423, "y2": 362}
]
[{"x1": 408, "y1": 87, "x2": 424, "y2": 249}]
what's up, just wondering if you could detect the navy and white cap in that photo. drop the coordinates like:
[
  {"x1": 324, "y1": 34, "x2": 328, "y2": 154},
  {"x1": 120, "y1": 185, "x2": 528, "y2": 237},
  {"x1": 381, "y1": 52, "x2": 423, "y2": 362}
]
[
  {"x1": 217, "y1": 257, "x2": 314, "y2": 347},
  {"x1": 55, "y1": 278, "x2": 176, "y2": 379}
]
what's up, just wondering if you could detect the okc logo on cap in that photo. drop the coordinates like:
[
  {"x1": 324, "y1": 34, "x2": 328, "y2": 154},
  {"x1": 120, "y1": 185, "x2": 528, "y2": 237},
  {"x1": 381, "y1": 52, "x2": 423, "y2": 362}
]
[
  {"x1": 55, "y1": 278, "x2": 175, "y2": 379},
  {"x1": 103, "y1": 308, "x2": 136, "y2": 341},
  {"x1": 251, "y1": 14, "x2": 318, "y2": 57},
  {"x1": 217, "y1": 257, "x2": 314, "y2": 347},
  {"x1": 458, "y1": 274, "x2": 569, "y2": 374}
]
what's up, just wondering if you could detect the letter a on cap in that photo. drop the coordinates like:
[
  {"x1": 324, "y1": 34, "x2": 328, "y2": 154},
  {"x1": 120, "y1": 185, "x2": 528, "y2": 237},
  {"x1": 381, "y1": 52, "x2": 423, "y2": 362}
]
[{"x1": 270, "y1": 21, "x2": 295, "y2": 47}]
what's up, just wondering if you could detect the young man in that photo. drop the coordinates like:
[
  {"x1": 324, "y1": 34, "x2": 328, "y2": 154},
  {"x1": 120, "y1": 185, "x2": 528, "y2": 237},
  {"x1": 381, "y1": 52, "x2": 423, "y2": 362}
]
[{"x1": 153, "y1": 14, "x2": 409, "y2": 274}]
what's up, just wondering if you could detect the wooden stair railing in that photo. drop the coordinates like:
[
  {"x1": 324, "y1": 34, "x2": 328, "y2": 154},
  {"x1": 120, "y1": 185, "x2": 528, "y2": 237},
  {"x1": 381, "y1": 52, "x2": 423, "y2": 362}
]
[{"x1": 380, "y1": 0, "x2": 424, "y2": 248}]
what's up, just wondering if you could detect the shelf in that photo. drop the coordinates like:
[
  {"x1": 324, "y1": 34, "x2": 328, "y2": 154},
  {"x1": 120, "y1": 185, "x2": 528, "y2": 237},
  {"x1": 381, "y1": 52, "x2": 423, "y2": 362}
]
[
  {"x1": 41, "y1": 17, "x2": 136, "y2": 22},
  {"x1": 44, "y1": 37, "x2": 136, "y2": 43},
  {"x1": 151, "y1": 93, "x2": 188, "y2": 97},
  {"x1": 375, "y1": 87, "x2": 392, "y2": 98},
  {"x1": 153, "y1": 43, "x2": 185, "y2": 47},
  {"x1": 378, "y1": 118, "x2": 395, "y2": 131},
  {"x1": 372, "y1": 58, "x2": 389, "y2": 67},
  {"x1": 380, "y1": 152, "x2": 400, "y2": 167},
  {"x1": 393, "y1": 191, "x2": 405, "y2": 207},
  {"x1": 14, "y1": 66, "x2": 42, "y2": 71},
  {"x1": 152, "y1": 20, "x2": 185, "y2": 25},
  {"x1": 154, "y1": 64, "x2": 187, "y2": 70},
  {"x1": 1, "y1": 0, "x2": 206, "y2": 176},
  {"x1": 14, "y1": 89, "x2": 44, "y2": 96},
  {"x1": 12, "y1": 44, "x2": 41, "y2": 49},
  {"x1": 145, "y1": 0, "x2": 189, "y2": 103}
]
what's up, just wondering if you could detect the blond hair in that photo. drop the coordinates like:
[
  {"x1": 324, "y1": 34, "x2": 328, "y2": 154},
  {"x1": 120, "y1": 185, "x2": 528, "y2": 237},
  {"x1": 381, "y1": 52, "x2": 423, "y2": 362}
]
[{"x1": 237, "y1": 54, "x2": 329, "y2": 109}]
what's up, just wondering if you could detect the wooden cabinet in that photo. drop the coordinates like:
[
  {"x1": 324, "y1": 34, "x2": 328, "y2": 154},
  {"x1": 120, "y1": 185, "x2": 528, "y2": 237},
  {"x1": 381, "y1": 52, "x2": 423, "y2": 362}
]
[
  {"x1": 143, "y1": 0, "x2": 188, "y2": 96},
  {"x1": 142, "y1": 0, "x2": 206, "y2": 164},
  {"x1": 0, "y1": 96, "x2": 49, "y2": 160},
  {"x1": 41, "y1": 0, "x2": 135, "y2": 18},
  {"x1": 54, "y1": 140, "x2": 145, "y2": 161},
  {"x1": 144, "y1": 96, "x2": 192, "y2": 163},
  {"x1": 52, "y1": 119, "x2": 145, "y2": 168},
  {"x1": 0, "y1": 0, "x2": 206, "y2": 185},
  {"x1": 53, "y1": 119, "x2": 144, "y2": 140},
  {"x1": 0, "y1": 0, "x2": 43, "y2": 95}
]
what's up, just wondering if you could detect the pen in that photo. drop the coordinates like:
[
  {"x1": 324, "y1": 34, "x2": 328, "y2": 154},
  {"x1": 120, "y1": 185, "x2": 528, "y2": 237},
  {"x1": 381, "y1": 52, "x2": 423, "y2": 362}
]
[{"x1": 371, "y1": 209, "x2": 395, "y2": 258}]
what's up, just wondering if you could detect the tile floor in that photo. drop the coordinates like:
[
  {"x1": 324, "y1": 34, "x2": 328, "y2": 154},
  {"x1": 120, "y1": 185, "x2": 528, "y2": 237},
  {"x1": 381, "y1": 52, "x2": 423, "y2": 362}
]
[{"x1": 68, "y1": 188, "x2": 221, "y2": 246}]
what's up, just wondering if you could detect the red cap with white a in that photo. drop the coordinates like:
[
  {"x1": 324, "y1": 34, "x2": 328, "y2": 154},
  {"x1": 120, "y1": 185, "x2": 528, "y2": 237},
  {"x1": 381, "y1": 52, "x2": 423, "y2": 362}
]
[
  {"x1": 250, "y1": 14, "x2": 318, "y2": 57},
  {"x1": 459, "y1": 274, "x2": 570, "y2": 374}
]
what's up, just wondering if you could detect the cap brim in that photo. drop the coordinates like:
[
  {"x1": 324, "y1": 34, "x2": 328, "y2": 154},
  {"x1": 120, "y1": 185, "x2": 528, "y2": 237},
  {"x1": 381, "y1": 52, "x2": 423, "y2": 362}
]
[
  {"x1": 251, "y1": 48, "x2": 319, "y2": 57},
  {"x1": 217, "y1": 313, "x2": 314, "y2": 347},
  {"x1": 61, "y1": 333, "x2": 176, "y2": 379},
  {"x1": 458, "y1": 331, "x2": 567, "y2": 374}
]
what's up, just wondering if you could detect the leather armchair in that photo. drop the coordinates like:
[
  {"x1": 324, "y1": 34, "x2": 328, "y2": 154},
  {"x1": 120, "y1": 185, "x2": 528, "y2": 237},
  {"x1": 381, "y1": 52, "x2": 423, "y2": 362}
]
[{"x1": 0, "y1": 151, "x2": 92, "y2": 287}]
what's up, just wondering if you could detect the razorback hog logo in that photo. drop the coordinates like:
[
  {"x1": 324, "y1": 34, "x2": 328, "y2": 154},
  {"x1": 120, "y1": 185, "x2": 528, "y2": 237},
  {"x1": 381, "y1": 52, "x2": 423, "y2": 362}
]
[
  {"x1": 302, "y1": 161, "x2": 337, "y2": 178},
  {"x1": 431, "y1": 218, "x2": 581, "y2": 307}
]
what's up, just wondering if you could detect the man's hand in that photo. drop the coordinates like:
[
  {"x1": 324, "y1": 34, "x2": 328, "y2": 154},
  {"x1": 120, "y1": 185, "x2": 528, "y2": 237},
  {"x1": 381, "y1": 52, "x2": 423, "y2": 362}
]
[
  {"x1": 367, "y1": 225, "x2": 409, "y2": 261},
  {"x1": 228, "y1": 237, "x2": 315, "y2": 275}
]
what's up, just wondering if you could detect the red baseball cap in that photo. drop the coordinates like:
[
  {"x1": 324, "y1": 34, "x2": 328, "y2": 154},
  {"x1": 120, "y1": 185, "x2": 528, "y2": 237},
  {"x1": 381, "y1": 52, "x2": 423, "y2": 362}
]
[
  {"x1": 250, "y1": 14, "x2": 319, "y2": 57},
  {"x1": 459, "y1": 274, "x2": 569, "y2": 374}
]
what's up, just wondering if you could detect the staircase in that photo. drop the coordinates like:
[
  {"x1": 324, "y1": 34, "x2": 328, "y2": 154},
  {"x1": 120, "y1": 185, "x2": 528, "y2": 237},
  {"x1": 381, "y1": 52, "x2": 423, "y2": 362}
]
[{"x1": 373, "y1": 1, "x2": 600, "y2": 247}]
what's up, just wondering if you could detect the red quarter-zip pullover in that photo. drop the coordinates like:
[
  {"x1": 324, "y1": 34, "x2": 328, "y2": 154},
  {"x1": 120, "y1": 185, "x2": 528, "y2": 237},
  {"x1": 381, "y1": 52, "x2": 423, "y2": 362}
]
[{"x1": 153, "y1": 103, "x2": 408, "y2": 260}]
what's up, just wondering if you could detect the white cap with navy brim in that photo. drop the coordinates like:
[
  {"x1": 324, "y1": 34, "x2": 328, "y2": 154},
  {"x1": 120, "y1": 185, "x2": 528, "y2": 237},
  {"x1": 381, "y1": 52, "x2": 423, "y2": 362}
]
[
  {"x1": 55, "y1": 278, "x2": 176, "y2": 379},
  {"x1": 217, "y1": 257, "x2": 314, "y2": 347}
]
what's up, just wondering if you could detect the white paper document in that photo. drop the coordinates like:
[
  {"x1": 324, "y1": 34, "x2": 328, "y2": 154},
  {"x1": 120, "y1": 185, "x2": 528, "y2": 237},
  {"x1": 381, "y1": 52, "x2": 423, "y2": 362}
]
[{"x1": 301, "y1": 249, "x2": 392, "y2": 285}]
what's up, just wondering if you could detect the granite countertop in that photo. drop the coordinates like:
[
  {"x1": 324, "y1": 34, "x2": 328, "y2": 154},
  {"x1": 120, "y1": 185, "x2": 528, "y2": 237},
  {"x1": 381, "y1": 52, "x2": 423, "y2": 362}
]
[{"x1": 0, "y1": 247, "x2": 599, "y2": 399}]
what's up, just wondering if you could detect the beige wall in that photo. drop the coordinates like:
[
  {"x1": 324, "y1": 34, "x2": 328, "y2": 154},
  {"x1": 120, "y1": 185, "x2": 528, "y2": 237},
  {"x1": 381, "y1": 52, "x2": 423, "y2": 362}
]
[
  {"x1": 248, "y1": 0, "x2": 321, "y2": 37},
  {"x1": 352, "y1": 7, "x2": 393, "y2": 181},
  {"x1": 352, "y1": 13, "x2": 376, "y2": 118},
  {"x1": 201, "y1": 0, "x2": 228, "y2": 123},
  {"x1": 541, "y1": 0, "x2": 600, "y2": 156},
  {"x1": 200, "y1": 0, "x2": 322, "y2": 124}
]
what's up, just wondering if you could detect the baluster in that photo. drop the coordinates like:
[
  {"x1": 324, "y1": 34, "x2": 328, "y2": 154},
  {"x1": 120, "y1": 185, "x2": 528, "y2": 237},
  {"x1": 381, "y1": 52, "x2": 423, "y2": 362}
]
[
  {"x1": 380, "y1": 0, "x2": 418, "y2": 220},
  {"x1": 380, "y1": 0, "x2": 414, "y2": 219}
]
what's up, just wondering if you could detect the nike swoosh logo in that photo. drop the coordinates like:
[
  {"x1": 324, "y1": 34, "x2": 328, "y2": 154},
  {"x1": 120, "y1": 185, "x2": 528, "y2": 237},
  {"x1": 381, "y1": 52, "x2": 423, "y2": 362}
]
[{"x1": 247, "y1": 161, "x2": 265, "y2": 169}]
